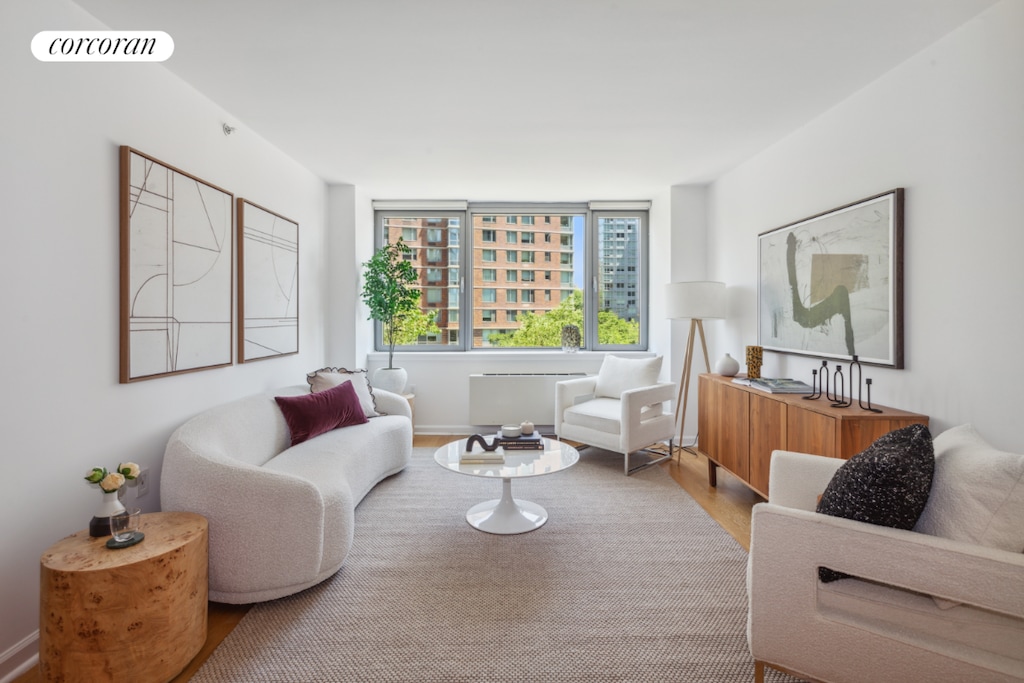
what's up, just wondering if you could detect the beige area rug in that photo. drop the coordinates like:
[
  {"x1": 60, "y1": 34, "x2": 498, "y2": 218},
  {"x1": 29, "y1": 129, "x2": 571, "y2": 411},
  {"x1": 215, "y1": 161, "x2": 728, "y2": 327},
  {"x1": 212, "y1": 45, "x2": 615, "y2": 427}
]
[{"x1": 193, "y1": 447, "x2": 798, "y2": 682}]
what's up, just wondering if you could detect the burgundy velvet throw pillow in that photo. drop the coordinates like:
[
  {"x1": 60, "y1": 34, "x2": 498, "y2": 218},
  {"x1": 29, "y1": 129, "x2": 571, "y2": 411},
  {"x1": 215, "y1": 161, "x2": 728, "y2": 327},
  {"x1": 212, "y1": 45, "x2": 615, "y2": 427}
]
[{"x1": 275, "y1": 380, "x2": 368, "y2": 446}]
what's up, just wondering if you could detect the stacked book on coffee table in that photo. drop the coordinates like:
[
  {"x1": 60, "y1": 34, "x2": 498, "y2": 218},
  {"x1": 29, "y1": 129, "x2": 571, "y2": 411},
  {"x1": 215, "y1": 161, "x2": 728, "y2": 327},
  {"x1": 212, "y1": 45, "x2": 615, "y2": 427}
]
[
  {"x1": 497, "y1": 430, "x2": 545, "y2": 451},
  {"x1": 459, "y1": 448, "x2": 505, "y2": 465}
]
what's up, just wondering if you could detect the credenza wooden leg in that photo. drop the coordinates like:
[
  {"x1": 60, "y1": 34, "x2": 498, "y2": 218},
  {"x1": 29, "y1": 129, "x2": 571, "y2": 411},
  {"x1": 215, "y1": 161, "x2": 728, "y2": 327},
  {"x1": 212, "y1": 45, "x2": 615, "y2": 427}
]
[{"x1": 708, "y1": 458, "x2": 718, "y2": 487}]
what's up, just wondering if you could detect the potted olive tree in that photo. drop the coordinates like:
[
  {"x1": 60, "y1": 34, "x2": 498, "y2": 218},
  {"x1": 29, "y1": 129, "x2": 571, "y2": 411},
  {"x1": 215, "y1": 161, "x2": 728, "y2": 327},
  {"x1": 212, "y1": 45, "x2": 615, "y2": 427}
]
[{"x1": 360, "y1": 239, "x2": 420, "y2": 394}]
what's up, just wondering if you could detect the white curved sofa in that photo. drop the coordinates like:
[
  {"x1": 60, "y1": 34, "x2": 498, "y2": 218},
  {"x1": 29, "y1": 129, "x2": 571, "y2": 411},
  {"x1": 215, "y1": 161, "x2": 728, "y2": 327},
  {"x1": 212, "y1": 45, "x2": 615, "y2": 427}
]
[{"x1": 161, "y1": 384, "x2": 412, "y2": 604}]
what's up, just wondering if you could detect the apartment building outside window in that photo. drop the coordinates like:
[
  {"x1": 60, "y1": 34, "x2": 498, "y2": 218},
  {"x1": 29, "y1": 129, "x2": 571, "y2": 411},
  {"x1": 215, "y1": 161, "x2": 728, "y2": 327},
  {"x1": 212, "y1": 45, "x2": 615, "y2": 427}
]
[{"x1": 373, "y1": 201, "x2": 649, "y2": 351}]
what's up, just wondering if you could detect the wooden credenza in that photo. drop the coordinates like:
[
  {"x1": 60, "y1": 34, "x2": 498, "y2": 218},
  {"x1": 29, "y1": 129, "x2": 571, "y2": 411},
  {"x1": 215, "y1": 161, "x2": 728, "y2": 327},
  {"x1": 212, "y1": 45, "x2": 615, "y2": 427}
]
[{"x1": 697, "y1": 373, "x2": 928, "y2": 498}]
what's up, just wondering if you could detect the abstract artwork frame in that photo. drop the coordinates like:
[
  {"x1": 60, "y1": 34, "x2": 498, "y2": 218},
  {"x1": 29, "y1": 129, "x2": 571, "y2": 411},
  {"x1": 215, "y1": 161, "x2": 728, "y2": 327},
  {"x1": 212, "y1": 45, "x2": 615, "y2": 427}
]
[
  {"x1": 120, "y1": 146, "x2": 234, "y2": 382},
  {"x1": 237, "y1": 199, "x2": 299, "y2": 362},
  {"x1": 758, "y1": 188, "x2": 904, "y2": 368}
]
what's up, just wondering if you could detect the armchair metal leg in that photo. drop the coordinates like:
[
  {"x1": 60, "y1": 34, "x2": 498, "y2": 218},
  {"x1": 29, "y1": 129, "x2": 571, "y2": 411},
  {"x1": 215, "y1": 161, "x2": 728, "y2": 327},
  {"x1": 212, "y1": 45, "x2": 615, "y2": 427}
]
[{"x1": 625, "y1": 440, "x2": 673, "y2": 475}]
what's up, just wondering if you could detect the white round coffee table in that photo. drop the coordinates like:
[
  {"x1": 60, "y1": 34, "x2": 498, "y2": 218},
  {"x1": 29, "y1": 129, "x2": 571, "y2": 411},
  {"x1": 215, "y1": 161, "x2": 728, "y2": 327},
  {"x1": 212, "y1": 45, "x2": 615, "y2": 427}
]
[{"x1": 434, "y1": 437, "x2": 580, "y2": 535}]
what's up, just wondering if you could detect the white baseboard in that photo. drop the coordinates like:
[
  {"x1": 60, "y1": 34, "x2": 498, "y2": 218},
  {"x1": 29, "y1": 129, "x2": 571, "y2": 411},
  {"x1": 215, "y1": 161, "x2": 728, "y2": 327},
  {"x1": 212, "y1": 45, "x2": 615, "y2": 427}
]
[{"x1": 0, "y1": 631, "x2": 38, "y2": 683}]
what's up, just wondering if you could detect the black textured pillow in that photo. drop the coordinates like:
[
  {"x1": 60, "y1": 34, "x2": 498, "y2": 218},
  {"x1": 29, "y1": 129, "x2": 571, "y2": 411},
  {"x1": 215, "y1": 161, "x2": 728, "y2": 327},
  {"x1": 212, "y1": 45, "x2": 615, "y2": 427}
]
[{"x1": 815, "y1": 423, "x2": 934, "y2": 582}]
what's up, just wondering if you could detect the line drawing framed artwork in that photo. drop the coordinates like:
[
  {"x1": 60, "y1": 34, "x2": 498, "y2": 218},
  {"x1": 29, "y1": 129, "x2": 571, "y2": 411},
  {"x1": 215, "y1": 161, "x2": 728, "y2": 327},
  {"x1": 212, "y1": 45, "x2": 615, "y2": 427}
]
[
  {"x1": 120, "y1": 146, "x2": 234, "y2": 382},
  {"x1": 237, "y1": 199, "x2": 299, "y2": 362},
  {"x1": 758, "y1": 188, "x2": 904, "y2": 368}
]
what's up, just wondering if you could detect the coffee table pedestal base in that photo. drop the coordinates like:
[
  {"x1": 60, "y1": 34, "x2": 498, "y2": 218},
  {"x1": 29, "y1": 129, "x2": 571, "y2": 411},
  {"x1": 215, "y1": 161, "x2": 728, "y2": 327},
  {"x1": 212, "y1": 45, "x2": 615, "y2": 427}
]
[{"x1": 466, "y1": 478, "x2": 547, "y2": 534}]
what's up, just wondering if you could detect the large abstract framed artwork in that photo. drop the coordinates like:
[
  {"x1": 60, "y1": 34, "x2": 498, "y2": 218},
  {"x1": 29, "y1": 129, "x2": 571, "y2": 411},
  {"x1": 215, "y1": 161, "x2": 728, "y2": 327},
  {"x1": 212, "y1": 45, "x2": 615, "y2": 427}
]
[
  {"x1": 237, "y1": 199, "x2": 299, "y2": 362},
  {"x1": 758, "y1": 188, "x2": 904, "y2": 368},
  {"x1": 120, "y1": 146, "x2": 234, "y2": 382}
]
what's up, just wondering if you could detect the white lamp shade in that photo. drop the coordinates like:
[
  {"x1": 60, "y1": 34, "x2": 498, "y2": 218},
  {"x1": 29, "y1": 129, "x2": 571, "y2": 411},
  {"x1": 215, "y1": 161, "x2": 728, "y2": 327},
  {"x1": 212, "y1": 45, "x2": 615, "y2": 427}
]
[{"x1": 665, "y1": 281, "x2": 727, "y2": 320}]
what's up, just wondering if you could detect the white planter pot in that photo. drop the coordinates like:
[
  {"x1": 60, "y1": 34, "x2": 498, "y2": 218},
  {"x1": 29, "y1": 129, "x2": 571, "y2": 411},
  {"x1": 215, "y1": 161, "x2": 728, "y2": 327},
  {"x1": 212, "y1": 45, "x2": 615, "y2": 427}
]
[{"x1": 373, "y1": 367, "x2": 408, "y2": 394}]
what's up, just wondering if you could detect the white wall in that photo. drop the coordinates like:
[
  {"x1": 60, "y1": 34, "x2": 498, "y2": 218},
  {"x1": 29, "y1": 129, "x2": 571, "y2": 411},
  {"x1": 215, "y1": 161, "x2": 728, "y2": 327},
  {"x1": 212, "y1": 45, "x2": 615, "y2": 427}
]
[
  {"x1": 705, "y1": 0, "x2": 1024, "y2": 451},
  {"x1": 668, "y1": 185, "x2": 716, "y2": 443},
  {"x1": 0, "y1": 1, "x2": 328, "y2": 676}
]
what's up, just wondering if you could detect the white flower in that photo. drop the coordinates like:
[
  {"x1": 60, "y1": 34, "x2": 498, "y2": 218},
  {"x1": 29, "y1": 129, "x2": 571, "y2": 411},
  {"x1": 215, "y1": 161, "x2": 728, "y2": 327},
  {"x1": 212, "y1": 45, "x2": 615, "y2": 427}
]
[
  {"x1": 99, "y1": 472, "x2": 125, "y2": 493},
  {"x1": 118, "y1": 462, "x2": 140, "y2": 479},
  {"x1": 83, "y1": 462, "x2": 139, "y2": 492}
]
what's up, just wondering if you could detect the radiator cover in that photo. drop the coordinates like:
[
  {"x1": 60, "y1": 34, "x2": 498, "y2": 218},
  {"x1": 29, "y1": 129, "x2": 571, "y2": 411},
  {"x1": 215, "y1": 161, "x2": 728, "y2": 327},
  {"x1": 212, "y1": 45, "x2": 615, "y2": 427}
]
[{"x1": 468, "y1": 373, "x2": 586, "y2": 427}]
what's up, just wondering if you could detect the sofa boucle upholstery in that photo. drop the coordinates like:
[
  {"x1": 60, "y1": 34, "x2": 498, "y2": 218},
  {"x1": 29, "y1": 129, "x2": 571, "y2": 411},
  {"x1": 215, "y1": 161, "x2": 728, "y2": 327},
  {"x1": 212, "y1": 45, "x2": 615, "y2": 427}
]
[{"x1": 161, "y1": 384, "x2": 412, "y2": 603}]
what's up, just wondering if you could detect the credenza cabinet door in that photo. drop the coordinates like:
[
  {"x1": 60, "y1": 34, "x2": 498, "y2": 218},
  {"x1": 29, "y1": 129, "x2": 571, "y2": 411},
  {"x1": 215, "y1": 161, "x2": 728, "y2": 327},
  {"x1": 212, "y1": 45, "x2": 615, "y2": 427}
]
[
  {"x1": 749, "y1": 393, "x2": 786, "y2": 496},
  {"x1": 698, "y1": 375, "x2": 749, "y2": 482},
  {"x1": 787, "y1": 408, "x2": 838, "y2": 458}
]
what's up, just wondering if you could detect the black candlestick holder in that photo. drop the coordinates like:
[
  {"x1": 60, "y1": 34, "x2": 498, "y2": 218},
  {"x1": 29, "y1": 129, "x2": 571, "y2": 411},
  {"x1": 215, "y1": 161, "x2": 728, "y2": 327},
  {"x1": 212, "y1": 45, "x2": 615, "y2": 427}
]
[
  {"x1": 803, "y1": 368, "x2": 822, "y2": 400},
  {"x1": 831, "y1": 364, "x2": 851, "y2": 408},
  {"x1": 850, "y1": 355, "x2": 883, "y2": 413}
]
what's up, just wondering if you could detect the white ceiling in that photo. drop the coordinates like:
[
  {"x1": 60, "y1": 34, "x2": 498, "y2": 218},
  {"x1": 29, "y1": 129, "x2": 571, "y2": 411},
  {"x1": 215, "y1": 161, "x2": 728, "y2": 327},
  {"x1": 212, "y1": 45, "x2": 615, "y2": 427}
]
[{"x1": 75, "y1": 0, "x2": 997, "y2": 199}]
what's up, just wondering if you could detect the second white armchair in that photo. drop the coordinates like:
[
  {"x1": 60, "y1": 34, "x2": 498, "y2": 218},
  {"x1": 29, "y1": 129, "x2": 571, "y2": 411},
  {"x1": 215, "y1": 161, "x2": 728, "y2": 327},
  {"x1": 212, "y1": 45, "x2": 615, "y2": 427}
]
[{"x1": 554, "y1": 355, "x2": 675, "y2": 475}]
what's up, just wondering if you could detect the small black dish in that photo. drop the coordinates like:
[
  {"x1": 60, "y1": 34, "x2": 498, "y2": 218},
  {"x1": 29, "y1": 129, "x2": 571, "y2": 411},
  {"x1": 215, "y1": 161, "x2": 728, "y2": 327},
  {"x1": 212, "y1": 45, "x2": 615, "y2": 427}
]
[{"x1": 106, "y1": 531, "x2": 145, "y2": 549}]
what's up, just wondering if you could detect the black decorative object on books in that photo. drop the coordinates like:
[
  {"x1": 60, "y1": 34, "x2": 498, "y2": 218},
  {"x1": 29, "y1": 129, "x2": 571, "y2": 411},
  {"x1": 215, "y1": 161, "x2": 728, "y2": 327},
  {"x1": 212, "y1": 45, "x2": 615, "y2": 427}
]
[
  {"x1": 465, "y1": 433, "x2": 545, "y2": 452},
  {"x1": 465, "y1": 434, "x2": 501, "y2": 452}
]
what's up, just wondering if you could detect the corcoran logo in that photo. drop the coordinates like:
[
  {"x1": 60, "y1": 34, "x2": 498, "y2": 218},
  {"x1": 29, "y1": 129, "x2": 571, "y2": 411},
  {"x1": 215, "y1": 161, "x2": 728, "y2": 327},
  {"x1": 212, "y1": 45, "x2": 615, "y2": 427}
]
[{"x1": 32, "y1": 31, "x2": 174, "y2": 62}]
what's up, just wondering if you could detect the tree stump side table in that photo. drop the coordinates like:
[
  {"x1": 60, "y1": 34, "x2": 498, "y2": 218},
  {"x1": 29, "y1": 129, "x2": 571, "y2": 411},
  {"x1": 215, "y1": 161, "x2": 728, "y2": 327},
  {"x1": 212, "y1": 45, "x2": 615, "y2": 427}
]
[{"x1": 39, "y1": 511, "x2": 208, "y2": 683}]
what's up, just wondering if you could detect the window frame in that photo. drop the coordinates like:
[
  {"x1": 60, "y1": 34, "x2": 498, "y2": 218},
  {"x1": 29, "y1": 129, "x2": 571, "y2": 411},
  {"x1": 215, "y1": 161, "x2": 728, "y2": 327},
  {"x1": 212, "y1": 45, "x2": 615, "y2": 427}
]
[{"x1": 372, "y1": 202, "x2": 649, "y2": 354}]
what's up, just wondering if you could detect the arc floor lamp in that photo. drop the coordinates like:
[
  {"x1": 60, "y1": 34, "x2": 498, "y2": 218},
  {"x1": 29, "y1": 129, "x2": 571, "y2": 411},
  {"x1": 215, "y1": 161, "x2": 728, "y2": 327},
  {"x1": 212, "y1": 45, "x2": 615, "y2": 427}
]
[{"x1": 666, "y1": 281, "x2": 726, "y2": 455}]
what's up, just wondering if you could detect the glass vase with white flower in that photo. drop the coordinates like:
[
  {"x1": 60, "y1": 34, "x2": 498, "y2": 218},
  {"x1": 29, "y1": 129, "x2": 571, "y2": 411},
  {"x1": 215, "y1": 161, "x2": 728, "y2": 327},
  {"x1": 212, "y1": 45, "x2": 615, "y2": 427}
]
[{"x1": 85, "y1": 462, "x2": 140, "y2": 537}]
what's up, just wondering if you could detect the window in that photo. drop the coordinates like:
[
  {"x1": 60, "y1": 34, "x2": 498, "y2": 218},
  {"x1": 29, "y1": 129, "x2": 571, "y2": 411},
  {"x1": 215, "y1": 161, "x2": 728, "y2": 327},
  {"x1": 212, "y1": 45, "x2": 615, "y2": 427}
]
[{"x1": 373, "y1": 202, "x2": 648, "y2": 352}]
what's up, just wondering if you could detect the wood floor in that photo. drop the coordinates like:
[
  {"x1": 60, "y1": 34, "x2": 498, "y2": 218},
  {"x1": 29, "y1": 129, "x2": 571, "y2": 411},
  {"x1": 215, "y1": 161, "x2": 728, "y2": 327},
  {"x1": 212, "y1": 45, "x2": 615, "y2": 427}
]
[{"x1": 18, "y1": 435, "x2": 761, "y2": 683}]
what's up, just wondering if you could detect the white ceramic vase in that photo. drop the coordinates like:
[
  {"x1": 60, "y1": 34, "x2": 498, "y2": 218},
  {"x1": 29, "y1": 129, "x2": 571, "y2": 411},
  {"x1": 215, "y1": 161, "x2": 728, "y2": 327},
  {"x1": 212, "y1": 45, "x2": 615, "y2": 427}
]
[
  {"x1": 90, "y1": 490, "x2": 126, "y2": 537},
  {"x1": 715, "y1": 353, "x2": 740, "y2": 377},
  {"x1": 373, "y1": 367, "x2": 408, "y2": 394},
  {"x1": 96, "y1": 490, "x2": 126, "y2": 518}
]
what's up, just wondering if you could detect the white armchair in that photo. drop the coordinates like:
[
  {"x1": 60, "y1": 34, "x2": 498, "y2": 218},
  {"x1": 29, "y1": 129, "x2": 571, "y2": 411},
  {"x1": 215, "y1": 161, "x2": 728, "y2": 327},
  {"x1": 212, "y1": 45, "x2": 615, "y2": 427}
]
[
  {"x1": 748, "y1": 448, "x2": 1024, "y2": 683},
  {"x1": 554, "y1": 355, "x2": 675, "y2": 475}
]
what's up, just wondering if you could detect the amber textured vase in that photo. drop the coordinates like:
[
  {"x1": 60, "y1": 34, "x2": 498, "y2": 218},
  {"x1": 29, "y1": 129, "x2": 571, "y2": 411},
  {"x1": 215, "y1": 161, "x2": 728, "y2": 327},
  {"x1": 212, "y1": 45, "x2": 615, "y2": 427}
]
[{"x1": 745, "y1": 345, "x2": 763, "y2": 379}]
